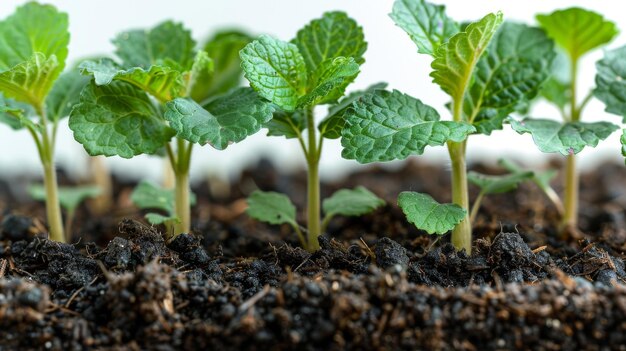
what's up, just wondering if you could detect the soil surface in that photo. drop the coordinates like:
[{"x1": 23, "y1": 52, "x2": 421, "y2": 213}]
[{"x1": 0, "y1": 159, "x2": 625, "y2": 350}]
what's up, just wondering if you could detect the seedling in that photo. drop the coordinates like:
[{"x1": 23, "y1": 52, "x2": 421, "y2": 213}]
[
  {"x1": 341, "y1": 0, "x2": 555, "y2": 253},
  {"x1": 240, "y1": 12, "x2": 384, "y2": 251},
  {"x1": 130, "y1": 180, "x2": 197, "y2": 235},
  {"x1": 509, "y1": 8, "x2": 620, "y2": 235},
  {"x1": 69, "y1": 23, "x2": 272, "y2": 238},
  {"x1": 28, "y1": 185, "x2": 101, "y2": 241},
  {"x1": 0, "y1": 3, "x2": 90, "y2": 242},
  {"x1": 246, "y1": 187, "x2": 384, "y2": 250}
]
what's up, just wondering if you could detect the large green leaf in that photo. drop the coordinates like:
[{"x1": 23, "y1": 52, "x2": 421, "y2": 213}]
[
  {"x1": 113, "y1": 21, "x2": 196, "y2": 70},
  {"x1": 292, "y1": 11, "x2": 366, "y2": 75},
  {"x1": 594, "y1": 45, "x2": 626, "y2": 123},
  {"x1": 466, "y1": 22, "x2": 555, "y2": 135},
  {"x1": 79, "y1": 59, "x2": 185, "y2": 102},
  {"x1": 319, "y1": 82, "x2": 387, "y2": 139},
  {"x1": 509, "y1": 117, "x2": 618, "y2": 155},
  {"x1": 323, "y1": 186, "x2": 385, "y2": 217},
  {"x1": 69, "y1": 81, "x2": 174, "y2": 158},
  {"x1": 29, "y1": 184, "x2": 101, "y2": 212},
  {"x1": 240, "y1": 35, "x2": 307, "y2": 111},
  {"x1": 164, "y1": 87, "x2": 273, "y2": 149},
  {"x1": 0, "y1": 2, "x2": 69, "y2": 71},
  {"x1": 341, "y1": 90, "x2": 475, "y2": 163},
  {"x1": 0, "y1": 53, "x2": 61, "y2": 108},
  {"x1": 297, "y1": 57, "x2": 360, "y2": 108},
  {"x1": 265, "y1": 109, "x2": 306, "y2": 139},
  {"x1": 431, "y1": 12, "x2": 503, "y2": 104},
  {"x1": 45, "y1": 70, "x2": 91, "y2": 122},
  {"x1": 389, "y1": 0, "x2": 459, "y2": 56},
  {"x1": 191, "y1": 30, "x2": 252, "y2": 101},
  {"x1": 246, "y1": 190, "x2": 298, "y2": 227},
  {"x1": 536, "y1": 8, "x2": 617, "y2": 61},
  {"x1": 398, "y1": 191, "x2": 466, "y2": 235}
]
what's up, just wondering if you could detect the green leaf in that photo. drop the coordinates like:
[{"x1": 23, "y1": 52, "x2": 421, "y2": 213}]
[
  {"x1": 185, "y1": 51, "x2": 214, "y2": 97},
  {"x1": 541, "y1": 77, "x2": 570, "y2": 110},
  {"x1": 145, "y1": 213, "x2": 179, "y2": 226},
  {"x1": 29, "y1": 185, "x2": 101, "y2": 212},
  {"x1": 131, "y1": 180, "x2": 175, "y2": 213},
  {"x1": 45, "y1": 70, "x2": 91, "y2": 122},
  {"x1": 265, "y1": 109, "x2": 306, "y2": 139},
  {"x1": 341, "y1": 90, "x2": 475, "y2": 163},
  {"x1": 113, "y1": 21, "x2": 196, "y2": 70},
  {"x1": 0, "y1": 2, "x2": 69, "y2": 71},
  {"x1": 240, "y1": 35, "x2": 307, "y2": 111},
  {"x1": 79, "y1": 59, "x2": 185, "y2": 102},
  {"x1": 622, "y1": 130, "x2": 626, "y2": 163},
  {"x1": 319, "y1": 82, "x2": 387, "y2": 139},
  {"x1": 0, "y1": 93, "x2": 34, "y2": 130},
  {"x1": 431, "y1": 12, "x2": 503, "y2": 103},
  {"x1": 397, "y1": 191, "x2": 466, "y2": 235},
  {"x1": 536, "y1": 8, "x2": 617, "y2": 61},
  {"x1": 191, "y1": 30, "x2": 252, "y2": 101},
  {"x1": 468, "y1": 170, "x2": 533, "y2": 195},
  {"x1": 498, "y1": 158, "x2": 557, "y2": 196},
  {"x1": 246, "y1": 190, "x2": 298, "y2": 227},
  {"x1": 466, "y1": 22, "x2": 555, "y2": 135},
  {"x1": 0, "y1": 53, "x2": 61, "y2": 107},
  {"x1": 594, "y1": 45, "x2": 626, "y2": 123},
  {"x1": 509, "y1": 117, "x2": 619, "y2": 155},
  {"x1": 389, "y1": 0, "x2": 459, "y2": 55},
  {"x1": 297, "y1": 57, "x2": 360, "y2": 108},
  {"x1": 323, "y1": 186, "x2": 385, "y2": 217},
  {"x1": 69, "y1": 81, "x2": 174, "y2": 158},
  {"x1": 292, "y1": 11, "x2": 366, "y2": 75},
  {"x1": 164, "y1": 87, "x2": 273, "y2": 149}
]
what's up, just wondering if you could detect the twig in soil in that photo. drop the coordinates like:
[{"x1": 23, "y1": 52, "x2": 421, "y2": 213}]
[
  {"x1": 0, "y1": 259, "x2": 7, "y2": 278},
  {"x1": 65, "y1": 277, "x2": 98, "y2": 308},
  {"x1": 359, "y1": 238, "x2": 375, "y2": 259},
  {"x1": 239, "y1": 285, "x2": 270, "y2": 312},
  {"x1": 45, "y1": 303, "x2": 81, "y2": 317},
  {"x1": 293, "y1": 256, "x2": 311, "y2": 273}
]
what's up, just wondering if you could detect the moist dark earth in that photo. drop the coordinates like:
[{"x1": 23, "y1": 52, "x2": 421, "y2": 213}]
[{"x1": 0, "y1": 159, "x2": 625, "y2": 350}]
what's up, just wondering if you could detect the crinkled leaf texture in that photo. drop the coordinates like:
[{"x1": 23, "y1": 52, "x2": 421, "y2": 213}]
[
  {"x1": 509, "y1": 117, "x2": 618, "y2": 155},
  {"x1": 164, "y1": 87, "x2": 273, "y2": 149},
  {"x1": 341, "y1": 90, "x2": 475, "y2": 163},
  {"x1": 297, "y1": 57, "x2": 360, "y2": 108},
  {"x1": 319, "y1": 82, "x2": 388, "y2": 139},
  {"x1": 29, "y1": 185, "x2": 101, "y2": 212},
  {"x1": 0, "y1": 53, "x2": 61, "y2": 107},
  {"x1": 398, "y1": 192, "x2": 466, "y2": 235},
  {"x1": 240, "y1": 35, "x2": 307, "y2": 111},
  {"x1": 466, "y1": 22, "x2": 555, "y2": 135},
  {"x1": 594, "y1": 45, "x2": 626, "y2": 123},
  {"x1": 323, "y1": 186, "x2": 385, "y2": 217},
  {"x1": 389, "y1": 0, "x2": 459, "y2": 56},
  {"x1": 431, "y1": 12, "x2": 503, "y2": 102},
  {"x1": 113, "y1": 20, "x2": 196, "y2": 70},
  {"x1": 293, "y1": 11, "x2": 366, "y2": 75},
  {"x1": 265, "y1": 109, "x2": 306, "y2": 139},
  {"x1": 69, "y1": 81, "x2": 175, "y2": 158},
  {"x1": 468, "y1": 170, "x2": 533, "y2": 195},
  {"x1": 536, "y1": 8, "x2": 617, "y2": 60},
  {"x1": 246, "y1": 190, "x2": 298, "y2": 227},
  {"x1": 79, "y1": 59, "x2": 185, "y2": 102}
]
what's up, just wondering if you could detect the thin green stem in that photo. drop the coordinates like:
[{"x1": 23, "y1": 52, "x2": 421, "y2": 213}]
[
  {"x1": 562, "y1": 57, "x2": 580, "y2": 233},
  {"x1": 469, "y1": 192, "x2": 484, "y2": 224},
  {"x1": 448, "y1": 139, "x2": 471, "y2": 253},
  {"x1": 172, "y1": 138, "x2": 192, "y2": 237},
  {"x1": 305, "y1": 107, "x2": 321, "y2": 252},
  {"x1": 320, "y1": 213, "x2": 333, "y2": 234}
]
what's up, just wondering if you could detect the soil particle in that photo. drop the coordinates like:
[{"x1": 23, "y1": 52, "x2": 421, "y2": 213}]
[
  {"x1": 168, "y1": 233, "x2": 210, "y2": 265},
  {"x1": 375, "y1": 237, "x2": 410, "y2": 269},
  {"x1": 0, "y1": 214, "x2": 36, "y2": 242}
]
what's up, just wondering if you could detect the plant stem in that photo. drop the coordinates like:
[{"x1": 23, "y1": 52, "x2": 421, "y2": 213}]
[
  {"x1": 469, "y1": 192, "x2": 484, "y2": 224},
  {"x1": 88, "y1": 156, "x2": 113, "y2": 215},
  {"x1": 448, "y1": 140, "x2": 471, "y2": 253},
  {"x1": 305, "y1": 107, "x2": 321, "y2": 252},
  {"x1": 172, "y1": 138, "x2": 192, "y2": 237},
  {"x1": 562, "y1": 58, "x2": 580, "y2": 232}
]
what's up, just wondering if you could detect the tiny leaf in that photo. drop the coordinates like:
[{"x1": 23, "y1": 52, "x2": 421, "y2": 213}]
[
  {"x1": 536, "y1": 8, "x2": 617, "y2": 61},
  {"x1": 265, "y1": 109, "x2": 306, "y2": 139},
  {"x1": 29, "y1": 185, "x2": 101, "y2": 212},
  {"x1": 341, "y1": 90, "x2": 475, "y2": 163},
  {"x1": 240, "y1": 35, "x2": 307, "y2": 111},
  {"x1": 246, "y1": 190, "x2": 298, "y2": 227},
  {"x1": 145, "y1": 213, "x2": 179, "y2": 226},
  {"x1": 389, "y1": 0, "x2": 459, "y2": 55},
  {"x1": 0, "y1": 93, "x2": 34, "y2": 130},
  {"x1": 468, "y1": 170, "x2": 534, "y2": 195},
  {"x1": 594, "y1": 45, "x2": 626, "y2": 123},
  {"x1": 131, "y1": 180, "x2": 196, "y2": 215},
  {"x1": 509, "y1": 117, "x2": 618, "y2": 155},
  {"x1": 398, "y1": 191, "x2": 466, "y2": 235},
  {"x1": 69, "y1": 81, "x2": 175, "y2": 158},
  {"x1": 323, "y1": 186, "x2": 385, "y2": 217}
]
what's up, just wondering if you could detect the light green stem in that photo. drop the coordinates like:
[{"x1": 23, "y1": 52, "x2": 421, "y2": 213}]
[
  {"x1": 305, "y1": 107, "x2": 321, "y2": 252},
  {"x1": 172, "y1": 138, "x2": 192, "y2": 237},
  {"x1": 562, "y1": 58, "x2": 580, "y2": 232},
  {"x1": 448, "y1": 140, "x2": 471, "y2": 253}
]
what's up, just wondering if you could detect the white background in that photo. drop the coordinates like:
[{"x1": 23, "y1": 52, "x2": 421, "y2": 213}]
[{"x1": 0, "y1": 0, "x2": 623, "y2": 183}]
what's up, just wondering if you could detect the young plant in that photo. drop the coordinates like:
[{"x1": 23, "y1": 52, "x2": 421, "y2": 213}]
[
  {"x1": 28, "y1": 185, "x2": 101, "y2": 241},
  {"x1": 246, "y1": 187, "x2": 384, "y2": 250},
  {"x1": 509, "y1": 8, "x2": 620, "y2": 235},
  {"x1": 0, "y1": 3, "x2": 89, "y2": 242},
  {"x1": 69, "y1": 23, "x2": 272, "y2": 238},
  {"x1": 341, "y1": 0, "x2": 555, "y2": 253},
  {"x1": 240, "y1": 12, "x2": 384, "y2": 251}
]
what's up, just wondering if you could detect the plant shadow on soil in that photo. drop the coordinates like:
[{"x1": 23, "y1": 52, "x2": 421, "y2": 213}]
[{"x1": 0, "y1": 158, "x2": 625, "y2": 350}]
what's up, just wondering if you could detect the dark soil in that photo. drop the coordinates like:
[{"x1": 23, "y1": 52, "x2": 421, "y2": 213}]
[{"x1": 0, "y1": 159, "x2": 625, "y2": 350}]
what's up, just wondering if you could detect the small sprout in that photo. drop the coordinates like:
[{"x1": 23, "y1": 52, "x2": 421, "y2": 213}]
[
  {"x1": 397, "y1": 192, "x2": 465, "y2": 235},
  {"x1": 28, "y1": 185, "x2": 101, "y2": 241},
  {"x1": 467, "y1": 169, "x2": 534, "y2": 222}
]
